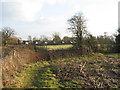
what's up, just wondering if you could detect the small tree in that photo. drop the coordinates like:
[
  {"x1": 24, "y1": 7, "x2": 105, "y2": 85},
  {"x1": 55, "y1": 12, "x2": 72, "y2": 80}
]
[
  {"x1": 2, "y1": 27, "x2": 15, "y2": 46},
  {"x1": 28, "y1": 35, "x2": 32, "y2": 41},
  {"x1": 62, "y1": 36, "x2": 71, "y2": 44},
  {"x1": 97, "y1": 33, "x2": 115, "y2": 53},
  {"x1": 33, "y1": 37, "x2": 37, "y2": 44},
  {"x1": 27, "y1": 35, "x2": 32, "y2": 44},
  {"x1": 68, "y1": 13, "x2": 89, "y2": 54},
  {"x1": 39, "y1": 35, "x2": 49, "y2": 42},
  {"x1": 52, "y1": 32, "x2": 61, "y2": 44},
  {"x1": 115, "y1": 28, "x2": 120, "y2": 53},
  {"x1": 86, "y1": 34, "x2": 98, "y2": 52}
]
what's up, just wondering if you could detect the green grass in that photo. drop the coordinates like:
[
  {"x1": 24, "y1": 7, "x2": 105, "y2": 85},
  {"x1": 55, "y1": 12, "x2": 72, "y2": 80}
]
[
  {"x1": 36, "y1": 44, "x2": 73, "y2": 50},
  {"x1": 14, "y1": 61, "x2": 50, "y2": 88},
  {"x1": 104, "y1": 53, "x2": 120, "y2": 57}
]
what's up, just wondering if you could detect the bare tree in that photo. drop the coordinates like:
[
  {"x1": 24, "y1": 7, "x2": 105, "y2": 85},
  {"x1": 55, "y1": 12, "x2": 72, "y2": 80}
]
[
  {"x1": 33, "y1": 37, "x2": 37, "y2": 41},
  {"x1": 68, "y1": 13, "x2": 89, "y2": 52},
  {"x1": 1, "y1": 27, "x2": 15, "y2": 46},
  {"x1": 28, "y1": 35, "x2": 32, "y2": 41},
  {"x1": 39, "y1": 35, "x2": 49, "y2": 42}
]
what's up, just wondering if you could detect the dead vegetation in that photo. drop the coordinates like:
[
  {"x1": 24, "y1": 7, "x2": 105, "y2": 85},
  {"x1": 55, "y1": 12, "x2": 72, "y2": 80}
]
[{"x1": 2, "y1": 46, "x2": 49, "y2": 87}]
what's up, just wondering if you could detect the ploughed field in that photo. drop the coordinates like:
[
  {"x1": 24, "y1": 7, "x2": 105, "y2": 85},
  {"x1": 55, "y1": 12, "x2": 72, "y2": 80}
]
[{"x1": 12, "y1": 53, "x2": 120, "y2": 88}]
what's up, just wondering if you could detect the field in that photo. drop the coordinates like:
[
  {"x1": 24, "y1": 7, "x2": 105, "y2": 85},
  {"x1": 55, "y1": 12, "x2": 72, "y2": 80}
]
[
  {"x1": 12, "y1": 53, "x2": 120, "y2": 88},
  {"x1": 37, "y1": 44, "x2": 73, "y2": 50}
]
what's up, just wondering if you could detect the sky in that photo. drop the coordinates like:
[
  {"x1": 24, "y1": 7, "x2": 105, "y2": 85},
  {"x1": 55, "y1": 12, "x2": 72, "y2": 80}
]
[
  {"x1": 0, "y1": 0, "x2": 119, "y2": 40},
  {"x1": 118, "y1": 1, "x2": 120, "y2": 27}
]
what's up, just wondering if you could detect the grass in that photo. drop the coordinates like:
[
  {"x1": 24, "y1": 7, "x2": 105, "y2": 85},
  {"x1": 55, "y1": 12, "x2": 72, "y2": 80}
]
[
  {"x1": 13, "y1": 53, "x2": 120, "y2": 88},
  {"x1": 36, "y1": 44, "x2": 73, "y2": 50},
  {"x1": 14, "y1": 61, "x2": 51, "y2": 88},
  {"x1": 104, "y1": 53, "x2": 120, "y2": 58}
]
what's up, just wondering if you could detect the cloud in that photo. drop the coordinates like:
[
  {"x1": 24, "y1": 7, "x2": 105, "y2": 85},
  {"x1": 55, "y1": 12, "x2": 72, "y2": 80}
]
[
  {"x1": 38, "y1": 16, "x2": 56, "y2": 23},
  {"x1": 18, "y1": 0, "x2": 43, "y2": 22},
  {"x1": 46, "y1": 0, "x2": 57, "y2": 5},
  {"x1": 1, "y1": 0, "x2": 44, "y2": 22},
  {"x1": 1, "y1": 0, "x2": 67, "y2": 22}
]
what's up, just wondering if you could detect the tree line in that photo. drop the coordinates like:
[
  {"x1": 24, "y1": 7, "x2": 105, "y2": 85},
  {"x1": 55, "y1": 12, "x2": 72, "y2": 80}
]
[
  {"x1": 0, "y1": 12, "x2": 120, "y2": 54},
  {"x1": 26, "y1": 33, "x2": 75, "y2": 45},
  {"x1": 67, "y1": 13, "x2": 120, "y2": 53}
]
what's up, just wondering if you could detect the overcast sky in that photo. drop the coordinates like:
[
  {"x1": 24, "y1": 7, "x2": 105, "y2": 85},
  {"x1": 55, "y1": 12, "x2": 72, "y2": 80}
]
[{"x1": 0, "y1": 0, "x2": 119, "y2": 40}]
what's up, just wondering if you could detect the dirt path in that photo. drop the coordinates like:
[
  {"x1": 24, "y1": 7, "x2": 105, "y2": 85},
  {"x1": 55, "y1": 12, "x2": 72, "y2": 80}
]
[{"x1": 31, "y1": 65, "x2": 60, "y2": 88}]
